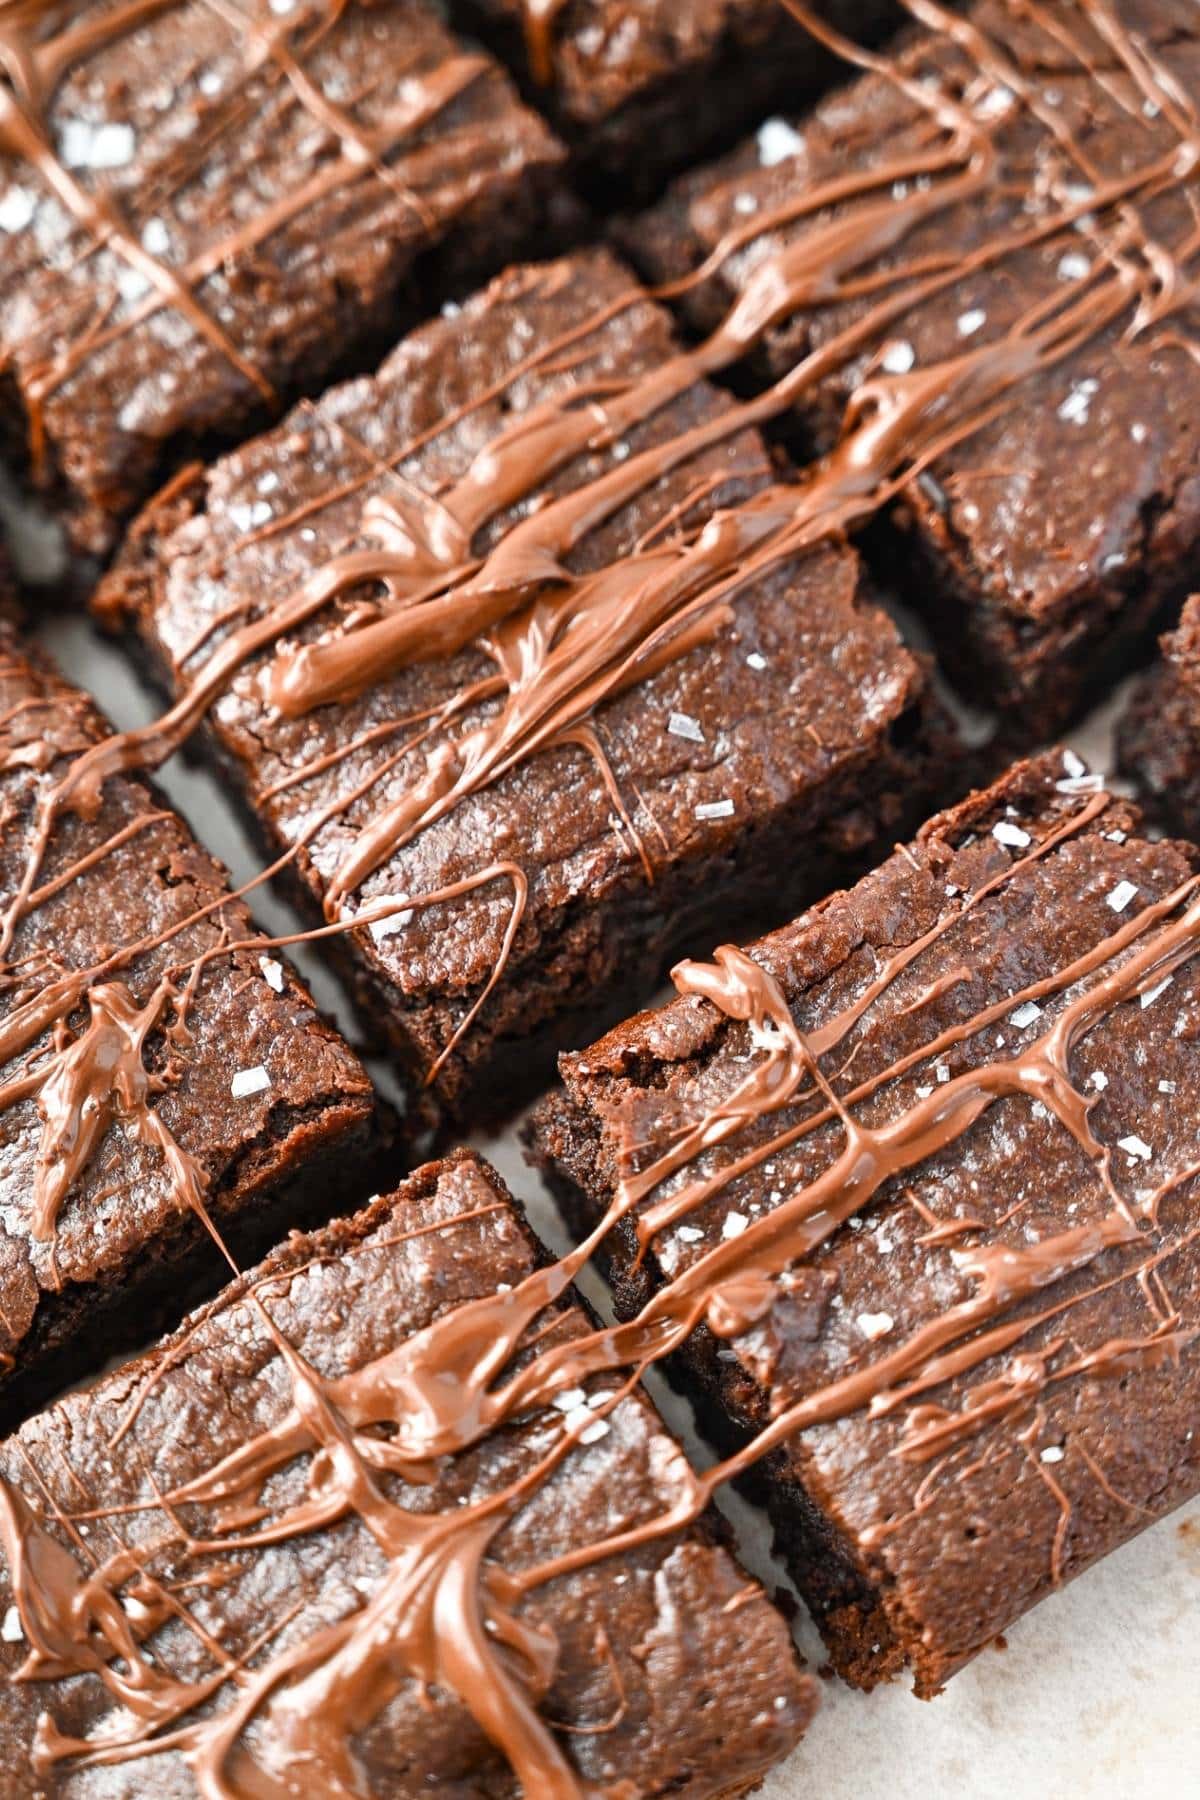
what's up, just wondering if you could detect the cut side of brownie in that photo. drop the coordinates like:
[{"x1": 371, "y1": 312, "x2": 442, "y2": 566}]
[
  {"x1": 1118, "y1": 593, "x2": 1200, "y2": 840},
  {"x1": 528, "y1": 753, "x2": 1200, "y2": 1695},
  {"x1": 0, "y1": 1147, "x2": 816, "y2": 1793},
  {"x1": 623, "y1": 0, "x2": 1200, "y2": 739},
  {"x1": 0, "y1": 622, "x2": 385, "y2": 1422},
  {"x1": 451, "y1": 0, "x2": 898, "y2": 198},
  {"x1": 0, "y1": 0, "x2": 568, "y2": 558},
  {"x1": 96, "y1": 245, "x2": 954, "y2": 1136}
]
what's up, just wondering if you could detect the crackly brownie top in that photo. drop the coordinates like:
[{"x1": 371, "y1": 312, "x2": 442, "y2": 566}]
[
  {"x1": 102, "y1": 246, "x2": 931, "y2": 1080},
  {"x1": 631, "y1": 0, "x2": 1200, "y2": 625},
  {"x1": 477, "y1": 0, "x2": 797, "y2": 123},
  {"x1": 0, "y1": 0, "x2": 562, "y2": 544},
  {"x1": 0, "y1": 1150, "x2": 813, "y2": 1795},
  {"x1": 549, "y1": 753, "x2": 1200, "y2": 1686},
  {"x1": 0, "y1": 624, "x2": 372, "y2": 1363}
]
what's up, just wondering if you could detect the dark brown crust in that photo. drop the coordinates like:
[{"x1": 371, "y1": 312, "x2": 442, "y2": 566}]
[
  {"x1": 0, "y1": 1148, "x2": 817, "y2": 1793},
  {"x1": 527, "y1": 754, "x2": 1200, "y2": 1695},
  {"x1": 619, "y1": 0, "x2": 1200, "y2": 740},
  {"x1": 0, "y1": 624, "x2": 390, "y2": 1427},
  {"x1": 0, "y1": 0, "x2": 571, "y2": 558},
  {"x1": 95, "y1": 247, "x2": 958, "y2": 1138},
  {"x1": 1117, "y1": 594, "x2": 1200, "y2": 841}
]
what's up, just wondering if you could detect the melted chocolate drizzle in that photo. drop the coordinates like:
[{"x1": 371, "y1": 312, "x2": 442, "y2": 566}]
[{"x1": 2, "y1": 1, "x2": 1200, "y2": 1790}]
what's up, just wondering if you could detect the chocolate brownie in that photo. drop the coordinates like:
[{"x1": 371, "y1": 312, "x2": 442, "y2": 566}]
[
  {"x1": 453, "y1": 0, "x2": 897, "y2": 197},
  {"x1": 0, "y1": 621, "x2": 385, "y2": 1422},
  {"x1": 623, "y1": 0, "x2": 1200, "y2": 739},
  {"x1": 528, "y1": 753, "x2": 1200, "y2": 1695},
  {"x1": 0, "y1": 1147, "x2": 816, "y2": 1793},
  {"x1": 1118, "y1": 593, "x2": 1200, "y2": 840},
  {"x1": 96, "y1": 246, "x2": 954, "y2": 1135},
  {"x1": 0, "y1": 0, "x2": 568, "y2": 558}
]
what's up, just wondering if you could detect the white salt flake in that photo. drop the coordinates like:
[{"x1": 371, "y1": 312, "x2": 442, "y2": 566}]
[
  {"x1": 695, "y1": 799, "x2": 735, "y2": 821},
  {"x1": 935, "y1": 1064, "x2": 950, "y2": 1083},
  {"x1": 368, "y1": 896, "x2": 413, "y2": 943},
  {"x1": 916, "y1": 1084, "x2": 933, "y2": 1100},
  {"x1": 1106, "y1": 829, "x2": 1127, "y2": 844},
  {"x1": 228, "y1": 500, "x2": 273, "y2": 532},
  {"x1": 957, "y1": 307, "x2": 986, "y2": 338},
  {"x1": 745, "y1": 651, "x2": 768, "y2": 671},
  {"x1": 722, "y1": 1211, "x2": 749, "y2": 1239},
  {"x1": 667, "y1": 710, "x2": 704, "y2": 743},
  {"x1": 231, "y1": 1065, "x2": 271, "y2": 1099},
  {"x1": 1009, "y1": 1000, "x2": 1042, "y2": 1029},
  {"x1": 1056, "y1": 251, "x2": 1091, "y2": 282},
  {"x1": 1040, "y1": 1445, "x2": 1065, "y2": 1464},
  {"x1": 1, "y1": 1606, "x2": 22, "y2": 1643},
  {"x1": 1140, "y1": 976, "x2": 1173, "y2": 1010},
  {"x1": 553, "y1": 1388, "x2": 587, "y2": 1412},
  {"x1": 1062, "y1": 749, "x2": 1087, "y2": 779},
  {"x1": 1089, "y1": 1070, "x2": 1108, "y2": 1091},
  {"x1": 756, "y1": 118, "x2": 804, "y2": 166},
  {"x1": 1106, "y1": 880, "x2": 1138, "y2": 913},
  {"x1": 1159, "y1": 1080, "x2": 1177, "y2": 1095},
  {"x1": 677, "y1": 1225, "x2": 704, "y2": 1243},
  {"x1": 857, "y1": 1311, "x2": 895, "y2": 1341},
  {"x1": 1130, "y1": 422, "x2": 1148, "y2": 445},
  {"x1": 0, "y1": 188, "x2": 36, "y2": 233},
  {"x1": 1118, "y1": 1134, "x2": 1152, "y2": 1162},
  {"x1": 578, "y1": 1419, "x2": 610, "y2": 1446},
  {"x1": 60, "y1": 119, "x2": 136, "y2": 169},
  {"x1": 975, "y1": 85, "x2": 1014, "y2": 119},
  {"x1": 880, "y1": 338, "x2": 915, "y2": 375},
  {"x1": 258, "y1": 956, "x2": 285, "y2": 993},
  {"x1": 1057, "y1": 378, "x2": 1099, "y2": 426},
  {"x1": 141, "y1": 217, "x2": 170, "y2": 257},
  {"x1": 992, "y1": 820, "x2": 1031, "y2": 849}
]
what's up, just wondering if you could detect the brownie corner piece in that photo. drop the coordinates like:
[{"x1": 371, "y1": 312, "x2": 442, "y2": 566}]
[
  {"x1": 0, "y1": 1145, "x2": 815, "y2": 1792},
  {"x1": 0, "y1": 0, "x2": 568, "y2": 557},
  {"x1": 96, "y1": 243, "x2": 955, "y2": 1136},
  {"x1": 527, "y1": 749, "x2": 1200, "y2": 1696},
  {"x1": 622, "y1": 0, "x2": 1200, "y2": 740},
  {"x1": 1117, "y1": 592, "x2": 1200, "y2": 840},
  {"x1": 0, "y1": 619, "x2": 387, "y2": 1421}
]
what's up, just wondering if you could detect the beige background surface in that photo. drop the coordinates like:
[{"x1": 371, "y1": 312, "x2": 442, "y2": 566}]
[{"x1": 23, "y1": 584, "x2": 1200, "y2": 1800}]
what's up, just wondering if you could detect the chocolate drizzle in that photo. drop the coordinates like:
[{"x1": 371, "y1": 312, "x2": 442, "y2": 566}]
[{"x1": 2, "y1": 0, "x2": 1200, "y2": 1788}]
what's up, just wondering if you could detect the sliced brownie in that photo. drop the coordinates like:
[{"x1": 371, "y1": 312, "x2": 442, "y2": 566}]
[
  {"x1": 529, "y1": 754, "x2": 1200, "y2": 1694},
  {"x1": 1118, "y1": 593, "x2": 1200, "y2": 839},
  {"x1": 0, "y1": 0, "x2": 567, "y2": 556},
  {"x1": 97, "y1": 246, "x2": 953, "y2": 1135},
  {"x1": 0, "y1": 1148, "x2": 815, "y2": 1793},
  {"x1": 452, "y1": 0, "x2": 898, "y2": 196},
  {"x1": 624, "y1": 0, "x2": 1200, "y2": 738},
  {"x1": 0, "y1": 622, "x2": 384, "y2": 1420}
]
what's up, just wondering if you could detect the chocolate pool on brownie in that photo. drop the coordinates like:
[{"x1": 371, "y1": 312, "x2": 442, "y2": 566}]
[
  {"x1": 0, "y1": 622, "x2": 384, "y2": 1422},
  {"x1": 96, "y1": 246, "x2": 953, "y2": 1136},
  {"x1": 0, "y1": 1147, "x2": 816, "y2": 1794},
  {"x1": 0, "y1": 0, "x2": 568, "y2": 558},
  {"x1": 622, "y1": 0, "x2": 1200, "y2": 740},
  {"x1": 1118, "y1": 594, "x2": 1200, "y2": 841},
  {"x1": 528, "y1": 753, "x2": 1200, "y2": 1695},
  {"x1": 451, "y1": 0, "x2": 898, "y2": 197}
]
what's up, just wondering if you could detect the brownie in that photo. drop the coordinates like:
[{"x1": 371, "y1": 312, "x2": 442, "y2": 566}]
[
  {"x1": 96, "y1": 246, "x2": 953, "y2": 1136},
  {"x1": 1118, "y1": 593, "x2": 1200, "y2": 839},
  {"x1": 528, "y1": 752, "x2": 1200, "y2": 1695},
  {"x1": 0, "y1": 0, "x2": 568, "y2": 559},
  {"x1": 0, "y1": 621, "x2": 385, "y2": 1422},
  {"x1": 452, "y1": 0, "x2": 897, "y2": 197},
  {"x1": 0, "y1": 1147, "x2": 816, "y2": 1793},
  {"x1": 623, "y1": 0, "x2": 1200, "y2": 740}
]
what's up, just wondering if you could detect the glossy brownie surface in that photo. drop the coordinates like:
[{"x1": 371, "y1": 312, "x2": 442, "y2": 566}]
[
  {"x1": 98, "y1": 247, "x2": 948, "y2": 1128},
  {"x1": 0, "y1": 0, "x2": 565, "y2": 552},
  {"x1": 625, "y1": 0, "x2": 1200, "y2": 734},
  {"x1": 0, "y1": 1149, "x2": 814, "y2": 1794},
  {"x1": 529, "y1": 756, "x2": 1200, "y2": 1693}
]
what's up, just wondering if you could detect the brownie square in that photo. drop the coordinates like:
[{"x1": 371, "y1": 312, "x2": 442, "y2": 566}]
[
  {"x1": 0, "y1": 622, "x2": 385, "y2": 1420},
  {"x1": 1118, "y1": 592, "x2": 1200, "y2": 839},
  {"x1": 624, "y1": 0, "x2": 1200, "y2": 739},
  {"x1": 453, "y1": 0, "x2": 898, "y2": 196},
  {"x1": 0, "y1": 0, "x2": 567, "y2": 557},
  {"x1": 529, "y1": 753, "x2": 1200, "y2": 1695},
  {"x1": 0, "y1": 1147, "x2": 815, "y2": 1792},
  {"x1": 96, "y1": 244, "x2": 953, "y2": 1135}
]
